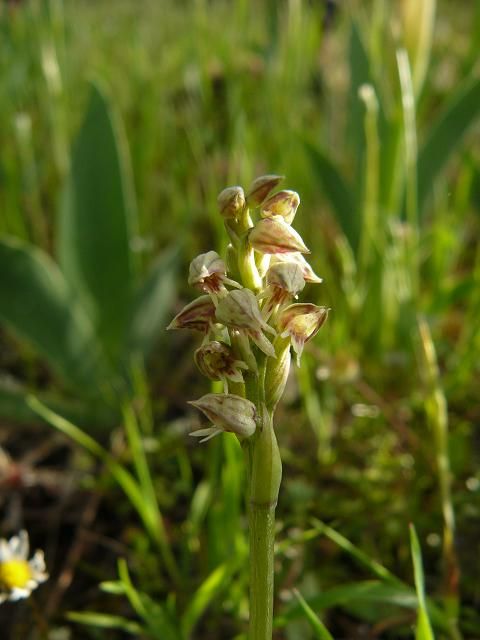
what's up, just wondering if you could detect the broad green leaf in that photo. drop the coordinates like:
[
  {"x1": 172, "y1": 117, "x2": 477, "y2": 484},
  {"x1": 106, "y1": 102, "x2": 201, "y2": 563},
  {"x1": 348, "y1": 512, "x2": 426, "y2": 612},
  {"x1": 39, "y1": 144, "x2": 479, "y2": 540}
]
[
  {"x1": 58, "y1": 82, "x2": 138, "y2": 364},
  {"x1": 305, "y1": 143, "x2": 358, "y2": 253},
  {"x1": 292, "y1": 589, "x2": 334, "y2": 640},
  {"x1": 410, "y1": 524, "x2": 435, "y2": 640},
  {"x1": 418, "y1": 75, "x2": 480, "y2": 216},
  {"x1": 0, "y1": 238, "x2": 106, "y2": 391},
  {"x1": 128, "y1": 246, "x2": 179, "y2": 357}
]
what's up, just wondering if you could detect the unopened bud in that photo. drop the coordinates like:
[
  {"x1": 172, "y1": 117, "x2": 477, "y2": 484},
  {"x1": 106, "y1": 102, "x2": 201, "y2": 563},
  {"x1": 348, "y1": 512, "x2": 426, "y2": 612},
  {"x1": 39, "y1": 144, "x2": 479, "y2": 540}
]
[
  {"x1": 216, "y1": 288, "x2": 276, "y2": 357},
  {"x1": 189, "y1": 393, "x2": 257, "y2": 442},
  {"x1": 261, "y1": 190, "x2": 300, "y2": 225},
  {"x1": 271, "y1": 253, "x2": 323, "y2": 283},
  {"x1": 167, "y1": 295, "x2": 216, "y2": 333},
  {"x1": 218, "y1": 186, "x2": 246, "y2": 218},
  {"x1": 246, "y1": 174, "x2": 284, "y2": 207},
  {"x1": 249, "y1": 217, "x2": 309, "y2": 255},
  {"x1": 194, "y1": 341, "x2": 247, "y2": 383},
  {"x1": 278, "y1": 303, "x2": 329, "y2": 364}
]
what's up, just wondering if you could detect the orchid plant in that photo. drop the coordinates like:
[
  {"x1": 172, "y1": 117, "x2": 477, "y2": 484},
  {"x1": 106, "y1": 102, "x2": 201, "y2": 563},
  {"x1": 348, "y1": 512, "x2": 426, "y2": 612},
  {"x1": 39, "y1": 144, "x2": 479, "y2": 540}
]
[{"x1": 168, "y1": 175, "x2": 328, "y2": 640}]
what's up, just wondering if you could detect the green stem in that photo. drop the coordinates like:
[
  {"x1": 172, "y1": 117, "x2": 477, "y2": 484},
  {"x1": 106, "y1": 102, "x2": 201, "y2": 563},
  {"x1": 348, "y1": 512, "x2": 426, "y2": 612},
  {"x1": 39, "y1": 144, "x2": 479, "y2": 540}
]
[
  {"x1": 249, "y1": 502, "x2": 276, "y2": 640},
  {"x1": 246, "y1": 401, "x2": 282, "y2": 640}
]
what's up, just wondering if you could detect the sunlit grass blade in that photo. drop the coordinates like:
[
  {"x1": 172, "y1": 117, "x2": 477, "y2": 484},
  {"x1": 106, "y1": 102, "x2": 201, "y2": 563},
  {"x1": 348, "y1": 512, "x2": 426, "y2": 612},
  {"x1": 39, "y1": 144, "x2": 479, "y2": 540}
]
[
  {"x1": 181, "y1": 562, "x2": 236, "y2": 639},
  {"x1": 410, "y1": 524, "x2": 435, "y2": 640},
  {"x1": 292, "y1": 589, "x2": 334, "y2": 640}
]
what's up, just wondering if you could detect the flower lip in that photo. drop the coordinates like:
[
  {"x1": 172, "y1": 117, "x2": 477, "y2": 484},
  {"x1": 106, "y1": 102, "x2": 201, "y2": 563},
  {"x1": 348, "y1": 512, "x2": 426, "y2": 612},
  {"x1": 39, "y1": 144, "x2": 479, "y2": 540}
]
[
  {"x1": 249, "y1": 216, "x2": 310, "y2": 255},
  {"x1": 0, "y1": 530, "x2": 48, "y2": 603}
]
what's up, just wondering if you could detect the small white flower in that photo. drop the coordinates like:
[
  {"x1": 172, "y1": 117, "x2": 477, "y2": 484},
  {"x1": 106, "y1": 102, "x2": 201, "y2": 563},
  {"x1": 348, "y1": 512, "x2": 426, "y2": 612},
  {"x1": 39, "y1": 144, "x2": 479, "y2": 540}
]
[{"x1": 0, "y1": 530, "x2": 48, "y2": 603}]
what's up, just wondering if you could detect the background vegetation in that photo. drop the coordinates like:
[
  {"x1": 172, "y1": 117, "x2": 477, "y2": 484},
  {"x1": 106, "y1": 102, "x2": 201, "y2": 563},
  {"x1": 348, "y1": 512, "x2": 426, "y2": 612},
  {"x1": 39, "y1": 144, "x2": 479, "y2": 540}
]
[{"x1": 0, "y1": 0, "x2": 479, "y2": 638}]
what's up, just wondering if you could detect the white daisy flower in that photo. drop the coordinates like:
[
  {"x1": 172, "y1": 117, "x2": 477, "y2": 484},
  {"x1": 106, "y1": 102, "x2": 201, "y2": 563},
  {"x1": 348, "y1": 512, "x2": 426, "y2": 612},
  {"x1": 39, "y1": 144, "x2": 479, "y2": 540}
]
[{"x1": 0, "y1": 530, "x2": 48, "y2": 603}]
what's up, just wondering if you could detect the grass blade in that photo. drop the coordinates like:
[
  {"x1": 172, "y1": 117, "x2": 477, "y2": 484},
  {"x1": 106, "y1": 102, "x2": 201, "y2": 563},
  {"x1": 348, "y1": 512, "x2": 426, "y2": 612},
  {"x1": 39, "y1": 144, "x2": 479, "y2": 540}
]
[
  {"x1": 410, "y1": 524, "x2": 435, "y2": 640},
  {"x1": 292, "y1": 589, "x2": 334, "y2": 640},
  {"x1": 181, "y1": 563, "x2": 235, "y2": 638}
]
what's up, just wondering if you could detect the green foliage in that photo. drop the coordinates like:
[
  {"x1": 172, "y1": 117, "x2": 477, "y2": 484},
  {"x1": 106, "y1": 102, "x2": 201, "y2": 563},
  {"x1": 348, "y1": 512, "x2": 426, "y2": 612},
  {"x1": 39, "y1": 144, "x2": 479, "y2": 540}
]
[
  {"x1": 58, "y1": 83, "x2": 138, "y2": 364},
  {"x1": 0, "y1": 1, "x2": 478, "y2": 638},
  {"x1": 0, "y1": 238, "x2": 106, "y2": 390}
]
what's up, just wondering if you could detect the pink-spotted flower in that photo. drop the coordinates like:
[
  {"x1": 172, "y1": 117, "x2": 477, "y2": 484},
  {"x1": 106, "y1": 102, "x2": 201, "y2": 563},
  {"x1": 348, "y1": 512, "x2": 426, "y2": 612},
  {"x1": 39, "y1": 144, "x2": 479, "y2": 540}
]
[
  {"x1": 188, "y1": 251, "x2": 240, "y2": 298},
  {"x1": 189, "y1": 393, "x2": 257, "y2": 443},
  {"x1": 278, "y1": 303, "x2": 329, "y2": 365},
  {"x1": 194, "y1": 341, "x2": 248, "y2": 387},
  {"x1": 249, "y1": 216, "x2": 309, "y2": 255},
  {"x1": 259, "y1": 262, "x2": 305, "y2": 318},
  {"x1": 215, "y1": 289, "x2": 276, "y2": 357},
  {"x1": 167, "y1": 295, "x2": 216, "y2": 334}
]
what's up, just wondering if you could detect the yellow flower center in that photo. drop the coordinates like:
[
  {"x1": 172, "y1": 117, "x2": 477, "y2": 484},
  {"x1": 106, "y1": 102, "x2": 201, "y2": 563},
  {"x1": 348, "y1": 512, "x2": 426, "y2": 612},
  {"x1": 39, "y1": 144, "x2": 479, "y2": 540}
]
[{"x1": 0, "y1": 560, "x2": 32, "y2": 590}]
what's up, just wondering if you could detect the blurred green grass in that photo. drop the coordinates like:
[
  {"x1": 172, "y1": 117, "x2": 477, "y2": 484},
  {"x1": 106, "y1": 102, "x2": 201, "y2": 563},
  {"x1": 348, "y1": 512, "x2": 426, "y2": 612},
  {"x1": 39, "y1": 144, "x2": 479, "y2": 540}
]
[{"x1": 0, "y1": 0, "x2": 479, "y2": 638}]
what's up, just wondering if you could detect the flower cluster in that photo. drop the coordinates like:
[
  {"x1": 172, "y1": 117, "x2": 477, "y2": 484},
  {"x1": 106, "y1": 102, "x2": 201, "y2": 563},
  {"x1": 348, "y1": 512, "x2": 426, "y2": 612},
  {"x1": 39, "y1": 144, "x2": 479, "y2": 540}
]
[
  {"x1": 0, "y1": 530, "x2": 48, "y2": 603},
  {"x1": 168, "y1": 175, "x2": 328, "y2": 442}
]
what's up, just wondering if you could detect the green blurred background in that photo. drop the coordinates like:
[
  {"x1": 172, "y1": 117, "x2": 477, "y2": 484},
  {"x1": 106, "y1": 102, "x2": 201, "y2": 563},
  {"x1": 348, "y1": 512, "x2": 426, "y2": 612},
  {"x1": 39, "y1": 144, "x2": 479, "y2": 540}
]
[{"x1": 0, "y1": 0, "x2": 479, "y2": 638}]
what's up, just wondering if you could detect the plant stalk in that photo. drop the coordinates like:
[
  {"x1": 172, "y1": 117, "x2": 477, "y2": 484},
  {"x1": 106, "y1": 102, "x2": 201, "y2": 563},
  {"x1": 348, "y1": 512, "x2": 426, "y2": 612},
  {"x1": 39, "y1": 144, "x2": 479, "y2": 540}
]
[{"x1": 246, "y1": 401, "x2": 282, "y2": 640}]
